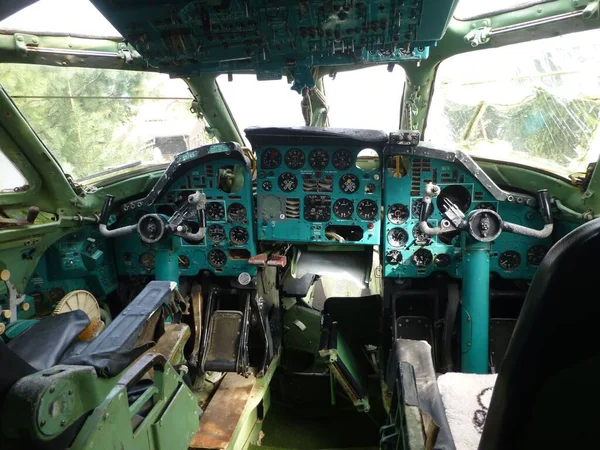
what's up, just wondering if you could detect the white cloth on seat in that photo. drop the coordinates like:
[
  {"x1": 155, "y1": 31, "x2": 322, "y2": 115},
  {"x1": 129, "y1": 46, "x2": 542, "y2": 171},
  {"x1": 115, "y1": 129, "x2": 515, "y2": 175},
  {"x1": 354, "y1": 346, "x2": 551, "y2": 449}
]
[{"x1": 437, "y1": 373, "x2": 498, "y2": 450}]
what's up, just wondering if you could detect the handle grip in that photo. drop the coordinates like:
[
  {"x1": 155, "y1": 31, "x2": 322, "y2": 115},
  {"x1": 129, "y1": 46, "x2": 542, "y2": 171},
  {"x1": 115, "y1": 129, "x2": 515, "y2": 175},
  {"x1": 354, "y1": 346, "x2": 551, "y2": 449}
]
[
  {"x1": 537, "y1": 189, "x2": 553, "y2": 225},
  {"x1": 99, "y1": 194, "x2": 115, "y2": 225},
  {"x1": 26, "y1": 206, "x2": 39, "y2": 224}
]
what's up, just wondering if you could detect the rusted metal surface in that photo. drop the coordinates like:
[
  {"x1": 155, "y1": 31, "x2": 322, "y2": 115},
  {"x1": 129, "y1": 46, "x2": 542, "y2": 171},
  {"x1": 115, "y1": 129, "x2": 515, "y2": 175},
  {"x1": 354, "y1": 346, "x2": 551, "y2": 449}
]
[
  {"x1": 190, "y1": 373, "x2": 256, "y2": 450},
  {"x1": 149, "y1": 323, "x2": 191, "y2": 366},
  {"x1": 189, "y1": 284, "x2": 203, "y2": 368}
]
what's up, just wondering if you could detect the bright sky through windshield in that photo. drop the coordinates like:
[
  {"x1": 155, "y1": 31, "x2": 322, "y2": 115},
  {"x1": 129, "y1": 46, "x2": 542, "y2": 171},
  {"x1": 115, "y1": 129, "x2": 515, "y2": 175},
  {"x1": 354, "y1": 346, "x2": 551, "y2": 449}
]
[
  {"x1": 0, "y1": 0, "x2": 121, "y2": 36},
  {"x1": 218, "y1": 65, "x2": 405, "y2": 143}
]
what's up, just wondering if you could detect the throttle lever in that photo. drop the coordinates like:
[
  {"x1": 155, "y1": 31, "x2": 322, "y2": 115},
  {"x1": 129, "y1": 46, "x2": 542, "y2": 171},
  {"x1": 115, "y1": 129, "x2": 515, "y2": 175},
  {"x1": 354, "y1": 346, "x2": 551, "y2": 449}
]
[
  {"x1": 537, "y1": 189, "x2": 553, "y2": 225},
  {"x1": 99, "y1": 194, "x2": 115, "y2": 225}
]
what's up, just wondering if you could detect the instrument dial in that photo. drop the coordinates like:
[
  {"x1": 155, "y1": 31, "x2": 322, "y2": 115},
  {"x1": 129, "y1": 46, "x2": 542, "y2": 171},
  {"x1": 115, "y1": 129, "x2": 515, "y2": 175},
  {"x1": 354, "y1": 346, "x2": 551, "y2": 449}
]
[
  {"x1": 357, "y1": 199, "x2": 378, "y2": 221},
  {"x1": 278, "y1": 173, "x2": 298, "y2": 192},
  {"x1": 285, "y1": 148, "x2": 305, "y2": 169},
  {"x1": 339, "y1": 174, "x2": 360, "y2": 194},
  {"x1": 499, "y1": 251, "x2": 521, "y2": 272},
  {"x1": 261, "y1": 148, "x2": 282, "y2": 169},
  {"x1": 206, "y1": 202, "x2": 225, "y2": 221},
  {"x1": 412, "y1": 223, "x2": 433, "y2": 246},
  {"x1": 229, "y1": 226, "x2": 249, "y2": 245},
  {"x1": 386, "y1": 250, "x2": 402, "y2": 265},
  {"x1": 412, "y1": 248, "x2": 433, "y2": 267},
  {"x1": 387, "y1": 203, "x2": 409, "y2": 224},
  {"x1": 208, "y1": 249, "x2": 227, "y2": 268},
  {"x1": 139, "y1": 252, "x2": 155, "y2": 271},
  {"x1": 207, "y1": 224, "x2": 226, "y2": 243},
  {"x1": 527, "y1": 245, "x2": 548, "y2": 266},
  {"x1": 333, "y1": 198, "x2": 354, "y2": 219},
  {"x1": 332, "y1": 149, "x2": 353, "y2": 170},
  {"x1": 387, "y1": 227, "x2": 409, "y2": 247},
  {"x1": 434, "y1": 253, "x2": 451, "y2": 268},
  {"x1": 309, "y1": 149, "x2": 329, "y2": 170},
  {"x1": 262, "y1": 181, "x2": 273, "y2": 191},
  {"x1": 227, "y1": 203, "x2": 247, "y2": 222}
]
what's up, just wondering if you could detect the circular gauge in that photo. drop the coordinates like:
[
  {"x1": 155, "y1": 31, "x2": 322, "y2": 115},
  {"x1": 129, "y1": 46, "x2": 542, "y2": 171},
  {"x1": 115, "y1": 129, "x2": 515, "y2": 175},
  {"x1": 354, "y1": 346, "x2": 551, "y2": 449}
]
[
  {"x1": 139, "y1": 252, "x2": 155, "y2": 271},
  {"x1": 499, "y1": 251, "x2": 521, "y2": 272},
  {"x1": 412, "y1": 248, "x2": 433, "y2": 267},
  {"x1": 387, "y1": 203, "x2": 409, "y2": 224},
  {"x1": 357, "y1": 199, "x2": 378, "y2": 221},
  {"x1": 332, "y1": 149, "x2": 353, "y2": 170},
  {"x1": 412, "y1": 223, "x2": 433, "y2": 246},
  {"x1": 262, "y1": 181, "x2": 273, "y2": 191},
  {"x1": 435, "y1": 253, "x2": 451, "y2": 268},
  {"x1": 207, "y1": 224, "x2": 226, "y2": 243},
  {"x1": 527, "y1": 245, "x2": 548, "y2": 266},
  {"x1": 333, "y1": 198, "x2": 354, "y2": 219},
  {"x1": 278, "y1": 173, "x2": 298, "y2": 192},
  {"x1": 227, "y1": 203, "x2": 247, "y2": 222},
  {"x1": 339, "y1": 173, "x2": 360, "y2": 194},
  {"x1": 285, "y1": 148, "x2": 305, "y2": 169},
  {"x1": 387, "y1": 227, "x2": 409, "y2": 247},
  {"x1": 437, "y1": 185, "x2": 472, "y2": 213},
  {"x1": 261, "y1": 148, "x2": 282, "y2": 169},
  {"x1": 412, "y1": 198, "x2": 425, "y2": 217},
  {"x1": 229, "y1": 226, "x2": 249, "y2": 245},
  {"x1": 208, "y1": 249, "x2": 227, "y2": 268},
  {"x1": 178, "y1": 255, "x2": 190, "y2": 269},
  {"x1": 386, "y1": 250, "x2": 402, "y2": 265},
  {"x1": 309, "y1": 148, "x2": 329, "y2": 170},
  {"x1": 206, "y1": 202, "x2": 226, "y2": 221}
]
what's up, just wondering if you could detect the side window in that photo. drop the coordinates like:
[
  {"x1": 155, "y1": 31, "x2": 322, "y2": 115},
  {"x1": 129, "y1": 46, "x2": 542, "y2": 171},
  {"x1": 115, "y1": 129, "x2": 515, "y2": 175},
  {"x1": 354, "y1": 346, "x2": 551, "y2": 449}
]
[{"x1": 0, "y1": 150, "x2": 28, "y2": 192}]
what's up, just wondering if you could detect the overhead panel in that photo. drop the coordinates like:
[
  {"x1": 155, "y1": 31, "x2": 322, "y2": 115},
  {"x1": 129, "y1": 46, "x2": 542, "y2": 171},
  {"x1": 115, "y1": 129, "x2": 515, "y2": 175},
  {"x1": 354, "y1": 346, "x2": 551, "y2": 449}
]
[{"x1": 90, "y1": 0, "x2": 458, "y2": 82}]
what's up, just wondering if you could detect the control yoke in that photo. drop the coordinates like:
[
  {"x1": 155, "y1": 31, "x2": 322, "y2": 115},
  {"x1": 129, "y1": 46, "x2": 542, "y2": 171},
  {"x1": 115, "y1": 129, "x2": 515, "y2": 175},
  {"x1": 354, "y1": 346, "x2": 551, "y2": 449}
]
[
  {"x1": 418, "y1": 183, "x2": 553, "y2": 242},
  {"x1": 98, "y1": 192, "x2": 207, "y2": 243}
]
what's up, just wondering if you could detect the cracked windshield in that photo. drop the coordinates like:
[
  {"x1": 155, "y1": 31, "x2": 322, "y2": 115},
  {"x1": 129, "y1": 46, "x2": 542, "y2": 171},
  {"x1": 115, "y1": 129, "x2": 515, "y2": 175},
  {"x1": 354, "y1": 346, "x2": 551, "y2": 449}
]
[
  {"x1": 0, "y1": 1, "x2": 213, "y2": 182},
  {"x1": 427, "y1": 28, "x2": 600, "y2": 178}
]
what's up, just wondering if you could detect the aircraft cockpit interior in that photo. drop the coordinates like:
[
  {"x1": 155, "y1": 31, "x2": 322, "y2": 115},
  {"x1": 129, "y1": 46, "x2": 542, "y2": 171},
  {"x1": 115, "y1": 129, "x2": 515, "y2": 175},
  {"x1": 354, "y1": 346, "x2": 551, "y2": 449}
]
[{"x1": 1, "y1": 0, "x2": 599, "y2": 449}]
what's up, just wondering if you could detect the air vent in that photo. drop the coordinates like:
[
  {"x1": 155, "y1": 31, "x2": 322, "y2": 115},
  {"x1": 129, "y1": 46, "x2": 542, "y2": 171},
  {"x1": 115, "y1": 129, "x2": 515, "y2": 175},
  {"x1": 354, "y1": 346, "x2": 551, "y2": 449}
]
[
  {"x1": 285, "y1": 198, "x2": 300, "y2": 219},
  {"x1": 410, "y1": 158, "x2": 430, "y2": 196}
]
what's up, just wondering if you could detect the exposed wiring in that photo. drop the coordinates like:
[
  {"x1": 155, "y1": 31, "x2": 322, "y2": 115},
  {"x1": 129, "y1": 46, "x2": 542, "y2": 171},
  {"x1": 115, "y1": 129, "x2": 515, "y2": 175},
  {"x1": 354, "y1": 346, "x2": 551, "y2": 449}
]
[
  {"x1": 325, "y1": 231, "x2": 345, "y2": 243},
  {"x1": 554, "y1": 198, "x2": 584, "y2": 219}
]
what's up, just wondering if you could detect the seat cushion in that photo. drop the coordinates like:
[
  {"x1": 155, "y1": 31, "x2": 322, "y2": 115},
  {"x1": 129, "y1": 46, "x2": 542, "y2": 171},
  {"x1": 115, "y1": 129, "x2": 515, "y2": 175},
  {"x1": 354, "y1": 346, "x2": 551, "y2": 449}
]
[
  {"x1": 6, "y1": 310, "x2": 90, "y2": 371},
  {"x1": 437, "y1": 373, "x2": 497, "y2": 450}
]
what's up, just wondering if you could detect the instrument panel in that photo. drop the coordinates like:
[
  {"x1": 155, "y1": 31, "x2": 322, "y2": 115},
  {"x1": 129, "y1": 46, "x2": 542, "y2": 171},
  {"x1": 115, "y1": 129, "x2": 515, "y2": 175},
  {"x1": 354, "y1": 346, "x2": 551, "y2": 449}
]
[
  {"x1": 248, "y1": 128, "x2": 387, "y2": 245},
  {"x1": 113, "y1": 144, "x2": 257, "y2": 277},
  {"x1": 382, "y1": 144, "x2": 553, "y2": 279}
]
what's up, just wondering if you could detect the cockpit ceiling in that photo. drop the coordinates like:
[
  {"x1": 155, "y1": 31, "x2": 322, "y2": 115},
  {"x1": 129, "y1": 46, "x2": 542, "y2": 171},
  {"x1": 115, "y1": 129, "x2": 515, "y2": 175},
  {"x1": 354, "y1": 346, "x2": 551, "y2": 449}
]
[{"x1": 90, "y1": 0, "x2": 459, "y2": 80}]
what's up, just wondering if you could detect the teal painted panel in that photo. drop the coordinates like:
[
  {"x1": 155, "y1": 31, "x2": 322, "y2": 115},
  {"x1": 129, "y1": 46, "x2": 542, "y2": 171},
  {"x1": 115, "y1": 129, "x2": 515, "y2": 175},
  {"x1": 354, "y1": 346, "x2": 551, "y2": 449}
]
[
  {"x1": 114, "y1": 153, "x2": 257, "y2": 278},
  {"x1": 255, "y1": 144, "x2": 382, "y2": 245},
  {"x1": 383, "y1": 155, "x2": 554, "y2": 279},
  {"x1": 90, "y1": 0, "x2": 459, "y2": 79}
]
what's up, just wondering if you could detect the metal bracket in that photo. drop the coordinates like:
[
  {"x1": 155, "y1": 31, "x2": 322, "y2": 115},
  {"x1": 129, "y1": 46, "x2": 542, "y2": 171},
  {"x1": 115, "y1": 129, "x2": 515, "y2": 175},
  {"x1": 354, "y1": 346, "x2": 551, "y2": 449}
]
[
  {"x1": 14, "y1": 33, "x2": 40, "y2": 57},
  {"x1": 464, "y1": 20, "x2": 492, "y2": 48},
  {"x1": 117, "y1": 43, "x2": 133, "y2": 63},
  {"x1": 583, "y1": 0, "x2": 599, "y2": 19}
]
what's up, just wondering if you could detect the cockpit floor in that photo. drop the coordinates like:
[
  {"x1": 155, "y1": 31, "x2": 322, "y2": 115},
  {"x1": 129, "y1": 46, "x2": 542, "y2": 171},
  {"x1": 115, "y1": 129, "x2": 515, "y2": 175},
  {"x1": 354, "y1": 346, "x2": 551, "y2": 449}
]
[{"x1": 259, "y1": 372, "x2": 382, "y2": 449}]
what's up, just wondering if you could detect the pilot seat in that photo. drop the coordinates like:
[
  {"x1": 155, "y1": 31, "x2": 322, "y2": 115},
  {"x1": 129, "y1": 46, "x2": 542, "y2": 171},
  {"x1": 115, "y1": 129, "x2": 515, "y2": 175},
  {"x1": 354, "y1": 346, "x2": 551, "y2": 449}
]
[
  {"x1": 385, "y1": 218, "x2": 600, "y2": 449},
  {"x1": 0, "y1": 281, "x2": 199, "y2": 450}
]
